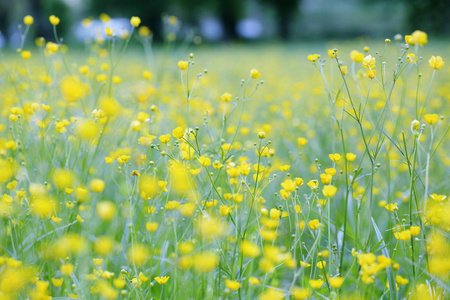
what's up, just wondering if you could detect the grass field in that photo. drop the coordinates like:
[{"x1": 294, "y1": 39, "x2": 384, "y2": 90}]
[{"x1": 0, "y1": 17, "x2": 449, "y2": 299}]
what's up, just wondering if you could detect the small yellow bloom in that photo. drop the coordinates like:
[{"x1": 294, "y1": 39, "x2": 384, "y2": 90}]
[
  {"x1": 429, "y1": 56, "x2": 445, "y2": 70},
  {"x1": 159, "y1": 134, "x2": 171, "y2": 144},
  {"x1": 329, "y1": 153, "x2": 342, "y2": 162},
  {"x1": 322, "y1": 185, "x2": 337, "y2": 198},
  {"x1": 240, "y1": 240, "x2": 260, "y2": 258},
  {"x1": 61, "y1": 263, "x2": 74, "y2": 276},
  {"x1": 362, "y1": 55, "x2": 376, "y2": 69},
  {"x1": 309, "y1": 279, "x2": 324, "y2": 289},
  {"x1": 308, "y1": 219, "x2": 320, "y2": 230},
  {"x1": 410, "y1": 226, "x2": 421, "y2": 236},
  {"x1": 406, "y1": 53, "x2": 418, "y2": 64},
  {"x1": 384, "y1": 203, "x2": 398, "y2": 212},
  {"x1": 329, "y1": 276, "x2": 344, "y2": 288},
  {"x1": 328, "y1": 49, "x2": 337, "y2": 58},
  {"x1": 291, "y1": 287, "x2": 311, "y2": 299},
  {"x1": 307, "y1": 54, "x2": 320, "y2": 62},
  {"x1": 178, "y1": 60, "x2": 189, "y2": 70},
  {"x1": 145, "y1": 222, "x2": 159, "y2": 232},
  {"x1": 49, "y1": 15, "x2": 60, "y2": 26},
  {"x1": 411, "y1": 120, "x2": 420, "y2": 130},
  {"x1": 221, "y1": 92, "x2": 232, "y2": 102},
  {"x1": 90, "y1": 179, "x2": 105, "y2": 193},
  {"x1": 396, "y1": 275, "x2": 409, "y2": 285},
  {"x1": 154, "y1": 276, "x2": 170, "y2": 284},
  {"x1": 225, "y1": 279, "x2": 241, "y2": 290},
  {"x1": 24, "y1": 15, "x2": 34, "y2": 25},
  {"x1": 21, "y1": 50, "x2": 31, "y2": 60},
  {"x1": 346, "y1": 153, "x2": 356, "y2": 162},
  {"x1": 350, "y1": 50, "x2": 364, "y2": 63},
  {"x1": 297, "y1": 137, "x2": 308, "y2": 146},
  {"x1": 130, "y1": 16, "x2": 141, "y2": 27},
  {"x1": 96, "y1": 201, "x2": 116, "y2": 221},
  {"x1": 105, "y1": 27, "x2": 114, "y2": 37},
  {"x1": 51, "y1": 278, "x2": 64, "y2": 287},
  {"x1": 300, "y1": 260, "x2": 311, "y2": 268},
  {"x1": 250, "y1": 68, "x2": 261, "y2": 79},
  {"x1": 424, "y1": 113, "x2": 440, "y2": 125},
  {"x1": 316, "y1": 260, "x2": 326, "y2": 269},
  {"x1": 172, "y1": 126, "x2": 184, "y2": 139}
]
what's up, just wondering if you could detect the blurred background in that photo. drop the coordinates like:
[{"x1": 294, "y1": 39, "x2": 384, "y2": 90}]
[{"x1": 0, "y1": 0, "x2": 449, "y2": 48}]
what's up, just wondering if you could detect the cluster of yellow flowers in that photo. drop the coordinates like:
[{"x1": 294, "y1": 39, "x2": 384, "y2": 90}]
[{"x1": 0, "y1": 15, "x2": 448, "y2": 300}]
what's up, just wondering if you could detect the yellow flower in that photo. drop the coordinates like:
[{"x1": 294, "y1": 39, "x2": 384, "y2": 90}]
[
  {"x1": 329, "y1": 153, "x2": 342, "y2": 162},
  {"x1": 430, "y1": 193, "x2": 446, "y2": 202},
  {"x1": 307, "y1": 180, "x2": 319, "y2": 191},
  {"x1": 192, "y1": 252, "x2": 219, "y2": 272},
  {"x1": 307, "y1": 54, "x2": 320, "y2": 62},
  {"x1": 198, "y1": 156, "x2": 211, "y2": 167},
  {"x1": 24, "y1": 15, "x2": 34, "y2": 25},
  {"x1": 21, "y1": 50, "x2": 31, "y2": 60},
  {"x1": 154, "y1": 276, "x2": 169, "y2": 284},
  {"x1": 384, "y1": 203, "x2": 398, "y2": 212},
  {"x1": 240, "y1": 277, "x2": 257, "y2": 287},
  {"x1": 280, "y1": 164, "x2": 290, "y2": 172},
  {"x1": 328, "y1": 49, "x2": 337, "y2": 58},
  {"x1": 90, "y1": 179, "x2": 105, "y2": 193},
  {"x1": 291, "y1": 287, "x2": 311, "y2": 299},
  {"x1": 309, "y1": 279, "x2": 324, "y2": 289},
  {"x1": 395, "y1": 229, "x2": 412, "y2": 241},
  {"x1": 94, "y1": 236, "x2": 115, "y2": 256},
  {"x1": 221, "y1": 92, "x2": 232, "y2": 102},
  {"x1": 329, "y1": 276, "x2": 344, "y2": 288},
  {"x1": 300, "y1": 260, "x2": 310, "y2": 268},
  {"x1": 346, "y1": 153, "x2": 356, "y2": 162},
  {"x1": 61, "y1": 263, "x2": 74, "y2": 276},
  {"x1": 411, "y1": 120, "x2": 420, "y2": 130},
  {"x1": 93, "y1": 258, "x2": 104, "y2": 266},
  {"x1": 130, "y1": 16, "x2": 141, "y2": 27},
  {"x1": 49, "y1": 15, "x2": 60, "y2": 26},
  {"x1": 362, "y1": 55, "x2": 376, "y2": 69},
  {"x1": 429, "y1": 56, "x2": 445, "y2": 70},
  {"x1": 322, "y1": 185, "x2": 337, "y2": 198},
  {"x1": 127, "y1": 244, "x2": 149, "y2": 266},
  {"x1": 406, "y1": 53, "x2": 418, "y2": 64},
  {"x1": 172, "y1": 126, "x2": 184, "y2": 139},
  {"x1": 51, "y1": 278, "x2": 64, "y2": 287},
  {"x1": 225, "y1": 279, "x2": 241, "y2": 290},
  {"x1": 410, "y1": 226, "x2": 421, "y2": 236},
  {"x1": 178, "y1": 60, "x2": 189, "y2": 70},
  {"x1": 96, "y1": 201, "x2": 116, "y2": 221},
  {"x1": 366, "y1": 69, "x2": 376, "y2": 79},
  {"x1": 350, "y1": 50, "x2": 364, "y2": 63},
  {"x1": 424, "y1": 113, "x2": 440, "y2": 125},
  {"x1": 308, "y1": 219, "x2": 320, "y2": 230},
  {"x1": 159, "y1": 134, "x2": 171, "y2": 143},
  {"x1": 297, "y1": 137, "x2": 308, "y2": 146},
  {"x1": 76, "y1": 119, "x2": 100, "y2": 140},
  {"x1": 407, "y1": 30, "x2": 428, "y2": 46},
  {"x1": 145, "y1": 222, "x2": 159, "y2": 232},
  {"x1": 250, "y1": 68, "x2": 261, "y2": 79},
  {"x1": 105, "y1": 27, "x2": 114, "y2": 36},
  {"x1": 240, "y1": 240, "x2": 261, "y2": 258},
  {"x1": 46, "y1": 41, "x2": 59, "y2": 53},
  {"x1": 316, "y1": 260, "x2": 326, "y2": 269},
  {"x1": 395, "y1": 275, "x2": 409, "y2": 285}
]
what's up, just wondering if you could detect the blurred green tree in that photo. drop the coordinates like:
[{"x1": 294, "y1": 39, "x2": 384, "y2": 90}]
[
  {"x1": 406, "y1": 0, "x2": 450, "y2": 34},
  {"x1": 261, "y1": 0, "x2": 301, "y2": 39}
]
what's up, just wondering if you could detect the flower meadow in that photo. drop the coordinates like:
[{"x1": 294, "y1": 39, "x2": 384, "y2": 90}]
[{"x1": 0, "y1": 15, "x2": 449, "y2": 300}]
